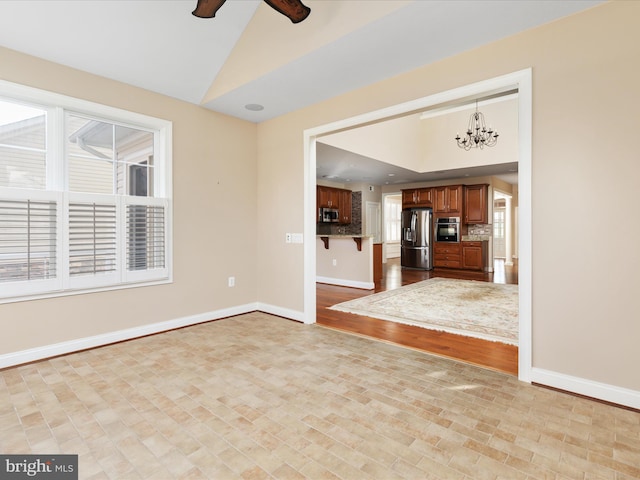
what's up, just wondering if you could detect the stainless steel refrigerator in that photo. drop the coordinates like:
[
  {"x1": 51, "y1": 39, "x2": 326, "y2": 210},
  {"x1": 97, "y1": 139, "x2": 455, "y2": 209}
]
[{"x1": 401, "y1": 208, "x2": 433, "y2": 270}]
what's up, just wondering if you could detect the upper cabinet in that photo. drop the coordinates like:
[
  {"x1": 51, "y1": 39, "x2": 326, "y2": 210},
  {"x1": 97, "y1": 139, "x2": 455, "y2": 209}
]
[
  {"x1": 317, "y1": 185, "x2": 352, "y2": 224},
  {"x1": 401, "y1": 187, "x2": 433, "y2": 208},
  {"x1": 402, "y1": 183, "x2": 490, "y2": 225},
  {"x1": 317, "y1": 186, "x2": 340, "y2": 208},
  {"x1": 463, "y1": 184, "x2": 489, "y2": 224},
  {"x1": 434, "y1": 185, "x2": 462, "y2": 215},
  {"x1": 339, "y1": 189, "x2": 352, "y2": 224}
]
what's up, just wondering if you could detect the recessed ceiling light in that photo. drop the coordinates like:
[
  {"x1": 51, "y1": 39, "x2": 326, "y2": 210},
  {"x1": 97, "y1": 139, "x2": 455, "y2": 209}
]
[
  {"x1": 388, "y1": 173, "x2": 395, "y2": 177},
  {"x1": 245, "y1": 104, "x2": 264, "y2": 111},
  {"x1": 322, "y1": 175, "x2": 338, "y2": 179}
]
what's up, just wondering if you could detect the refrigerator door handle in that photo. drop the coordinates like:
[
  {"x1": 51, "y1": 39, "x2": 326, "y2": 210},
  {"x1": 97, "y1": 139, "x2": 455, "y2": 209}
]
[{"x1": 411, "y1": 212, "x2": 417, "y2": 243}]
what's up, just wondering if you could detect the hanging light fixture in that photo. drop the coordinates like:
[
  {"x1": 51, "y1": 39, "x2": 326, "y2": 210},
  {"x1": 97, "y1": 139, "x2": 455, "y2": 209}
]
[{"x1": 455, "y1": 100, "x2": 499, "y2": 150}]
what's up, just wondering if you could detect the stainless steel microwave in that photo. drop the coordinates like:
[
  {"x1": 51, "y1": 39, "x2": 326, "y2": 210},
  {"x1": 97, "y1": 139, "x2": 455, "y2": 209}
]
[{"x1": 319, "y1": 207, "x2": 339, "y2": 223}]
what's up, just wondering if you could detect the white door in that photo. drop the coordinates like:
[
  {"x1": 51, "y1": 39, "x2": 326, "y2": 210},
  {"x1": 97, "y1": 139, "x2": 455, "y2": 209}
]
[{"x1": 366, "y1": 201, "x2": 381, "y2": 243}]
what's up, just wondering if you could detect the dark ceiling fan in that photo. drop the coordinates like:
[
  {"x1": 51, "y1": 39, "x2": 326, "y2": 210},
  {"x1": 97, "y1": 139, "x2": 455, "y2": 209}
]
[{"x1": 193, "y1": 0, "x2": 311, "y2": 23}]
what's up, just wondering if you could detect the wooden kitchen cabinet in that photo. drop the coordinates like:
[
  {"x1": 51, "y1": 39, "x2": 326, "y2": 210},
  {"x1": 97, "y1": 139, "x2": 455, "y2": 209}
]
[
  {"x1": 461, "y1": 241, "x2": 487, "y2": 271},
  {"x1": 463, "y1": 184, "x2": 489, "y2": 224},
  {"x1": 433, "y1": 242, "x2": 461, "y2": 268},
  {"x1": 339, "y1": 189, "x2": 352, "y2": 224},
  {"x1": 434, "y1": 185, "x2": 462, "y2": 214},
  {"x1": 317, "y1": 186, "x2": 340, "y2": 208},
  {"x1": 402, "y1": 187, "x2": 433, "y2": 208},
  {"x1": 373, "y1": 243, "x2": 383, "y2": 281},
  {"x1": 317, "y1": 185, "x2": 352, "y2": 224}
]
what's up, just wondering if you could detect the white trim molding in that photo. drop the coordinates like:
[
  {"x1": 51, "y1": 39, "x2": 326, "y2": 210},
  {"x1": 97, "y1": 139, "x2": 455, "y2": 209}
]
[
  {"x1": 256, "y1": 302, "x2": 305, "y2": 323},
  {"x1": 316, "y1": 276, "x2": 375, "y2": 290},
  {"x1": 532, "y1": 368, "x2": 640, "y2": 410},
  {"x1": 0, "y1": 303, "x2": 258, "y2": 369}
]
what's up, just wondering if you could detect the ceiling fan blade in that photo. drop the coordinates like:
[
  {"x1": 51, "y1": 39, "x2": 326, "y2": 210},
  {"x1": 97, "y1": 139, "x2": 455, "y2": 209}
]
[
  {"x1": 192, "y1": 0, "x2": 227, "y2": 18},
  {"x1": 263, "y1": 0, "x2": 311, "y2": 23}
]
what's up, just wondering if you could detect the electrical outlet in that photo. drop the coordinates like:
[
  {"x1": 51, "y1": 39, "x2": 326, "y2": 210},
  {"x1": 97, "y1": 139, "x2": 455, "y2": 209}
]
[
  {"x1": 228, "y1": 276, "x2": 235, "y2": 287},
  {"x1": 332, "y1": 259, "x2": 337, "y2": 266},
  {"x1": 285, "y1": 233, "x2": 292, "y2": 243}
]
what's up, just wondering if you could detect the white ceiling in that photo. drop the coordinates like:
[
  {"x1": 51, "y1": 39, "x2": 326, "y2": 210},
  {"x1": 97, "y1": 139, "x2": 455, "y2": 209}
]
[
  {"x1": 0, "y1": 0, "x2": 602, "y2": 123},
  {"x1": 0, "y1": 0, "x2": 602, "y2": 187},
  {"x1": 317, "y1": 142, "x2": 519, "y2": 186}
]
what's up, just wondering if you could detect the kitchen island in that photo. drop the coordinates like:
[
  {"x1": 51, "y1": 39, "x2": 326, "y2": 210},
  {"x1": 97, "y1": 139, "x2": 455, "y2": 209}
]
[{"x1": 316, "y1": 235, "x2": 374, "y2": 289}]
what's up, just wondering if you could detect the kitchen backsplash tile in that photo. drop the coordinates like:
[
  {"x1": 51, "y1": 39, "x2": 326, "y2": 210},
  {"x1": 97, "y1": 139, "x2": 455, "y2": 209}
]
[
  {"x1": 468, "y1": 224, "x2": 492, "y2": 236},
  {"x1": 316, "y1": 191, "x2": 362, "y2": 236}
]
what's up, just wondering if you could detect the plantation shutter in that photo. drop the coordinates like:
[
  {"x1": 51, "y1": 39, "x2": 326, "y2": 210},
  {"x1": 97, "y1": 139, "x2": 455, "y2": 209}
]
[
  {"x1": 126, "y1": 203, "x2": 165, "y2": 272},
  {"x1": 68, "y1": 201, "x2": 117, "y2": 277},
  {"x1": 0, "y1": 198, "x2": 57, "y2": 283}
]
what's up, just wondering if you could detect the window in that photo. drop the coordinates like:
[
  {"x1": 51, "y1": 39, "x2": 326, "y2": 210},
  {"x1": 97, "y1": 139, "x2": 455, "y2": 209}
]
[
  {"x1": 0, "y1": 80, "x2": 172, "y2": 302},
  {"x1": 494, "y1": 210, "x2": 505, "y2": 239},
  {"x1": 385, "y1": 196, "x2": 402, "y2": 243}
]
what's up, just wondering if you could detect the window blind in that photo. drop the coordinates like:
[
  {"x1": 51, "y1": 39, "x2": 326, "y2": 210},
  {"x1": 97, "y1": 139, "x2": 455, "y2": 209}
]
[
  {"x1": 68, "y1": 201, "x2": 117, "y2": 276},
  {"x1": 0, "y1": 198, "x2": 57, "y2": 282},
  {"x1": 127, "y1": 204, "x2": 165, "y2": 271}
]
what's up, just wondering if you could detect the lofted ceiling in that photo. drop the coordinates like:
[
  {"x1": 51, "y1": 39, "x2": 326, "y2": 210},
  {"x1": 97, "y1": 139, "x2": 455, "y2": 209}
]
[
  {"x1": 0, "y1": 0, "x2": 602, "y2": 124},
  {"x1": 316, "y1": 143, "x2": 519, "y2": 187},
  {"x1": 0, "y1": 0, "x2": 602, "y2": 187}
]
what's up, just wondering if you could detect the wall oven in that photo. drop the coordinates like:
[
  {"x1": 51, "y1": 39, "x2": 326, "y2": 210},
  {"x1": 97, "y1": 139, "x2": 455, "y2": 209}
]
[{"x1": 435, "y1": 217, "x2": 460, "y2": 242}]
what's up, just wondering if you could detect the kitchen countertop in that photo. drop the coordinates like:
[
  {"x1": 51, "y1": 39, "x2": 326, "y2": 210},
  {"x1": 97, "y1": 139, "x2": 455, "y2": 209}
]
[
  {"x1": 316, "y1": 234, "x2": 372, "y2": 251},
  {"x1": 461, "y1": 235, "x2": 491, "y2": 241}
]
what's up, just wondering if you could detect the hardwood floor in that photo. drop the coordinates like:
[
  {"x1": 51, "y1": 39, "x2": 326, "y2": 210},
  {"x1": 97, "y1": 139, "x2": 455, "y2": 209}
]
[{"x1": 316, "y1": 257, "x2": 519, "y2": 375}]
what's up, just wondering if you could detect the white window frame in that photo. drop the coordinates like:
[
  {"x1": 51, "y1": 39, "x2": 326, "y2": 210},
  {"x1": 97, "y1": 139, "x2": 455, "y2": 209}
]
[
  {"x1": 0, "y1": 80, "x2": 172, "y2": 303},
  {"x1": 384, "y1": 196, "x2": 402, "y2": 244}
]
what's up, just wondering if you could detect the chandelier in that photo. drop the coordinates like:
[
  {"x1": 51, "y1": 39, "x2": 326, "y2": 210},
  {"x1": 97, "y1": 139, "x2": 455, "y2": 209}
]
[{"x1": 455, "y1": 101, "x2": 499, "y2": 150}]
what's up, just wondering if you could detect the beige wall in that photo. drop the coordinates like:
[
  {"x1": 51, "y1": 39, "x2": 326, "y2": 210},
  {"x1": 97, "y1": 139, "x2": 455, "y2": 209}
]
[
  {"x1": 0, "y1": 47, "x2": 258, "y2": 354},
  {"x1": 422, "y1": 99, "x2": 518, "y2": 172},
  {"x1": 320, "y1": 98, "x2": 519, "y2": 174},
  {"x1": 320, "y1": 114, "x2": 425, "y2": 172},
  {"x1": 257, "y1": 2, "x2": 640, "y2": 392},
  {"x1": 316, "y1": 237, "x2": 373, "y2": 288}
]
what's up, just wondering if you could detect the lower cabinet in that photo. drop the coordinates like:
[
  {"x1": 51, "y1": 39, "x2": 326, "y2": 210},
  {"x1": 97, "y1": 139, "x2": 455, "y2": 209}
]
[
  {"x1": 434, "y1": 241, "x2": 487, "y2": 270},
  {"x1": 433, "y1": 242, "x2": 461, "y2": 268},
  {"x1": 373, "y1": 243, "x2": 383, "y2": 281},
  {"x1": 461, "y1": 241, "x2": 486, "y2": 271}
]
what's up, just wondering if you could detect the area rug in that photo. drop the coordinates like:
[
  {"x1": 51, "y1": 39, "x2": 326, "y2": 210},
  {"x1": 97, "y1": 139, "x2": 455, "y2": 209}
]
[{"x1": 329, "y1": 278, "x2": 519, "y2": 345}]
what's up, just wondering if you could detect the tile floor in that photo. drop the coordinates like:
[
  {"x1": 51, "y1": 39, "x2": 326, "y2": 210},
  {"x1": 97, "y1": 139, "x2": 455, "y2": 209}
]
[{"x1": 0, "y1": 312, "x2": 639, "y2": 479}]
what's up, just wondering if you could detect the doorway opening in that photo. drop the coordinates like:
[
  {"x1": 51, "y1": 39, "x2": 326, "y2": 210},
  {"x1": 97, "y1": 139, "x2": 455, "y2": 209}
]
[
  {"x1": 304, "y1": 69, "x2": 532, "y2": 382},
  {"x1": 493, "y1": 189, "x2": 515, "y2": 267}
]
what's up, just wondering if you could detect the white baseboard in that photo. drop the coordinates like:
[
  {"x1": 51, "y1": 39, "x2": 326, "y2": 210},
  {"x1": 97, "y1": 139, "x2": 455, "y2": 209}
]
[
  {"x1": 256, "y1": 302, "x2": 305, "y2": 323},
  {"x1": 6, "y1": 307, "x2": 638, "y2": 411},
  {"x1": 316, "y1": 276, "x2": 375, "y2": 290},
  {"x1": 531, "y1": 367, "x2": 640, "y2": 410},
  {"x1": 0, "y1": 303, "x2": 259, "y2": 369}
]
